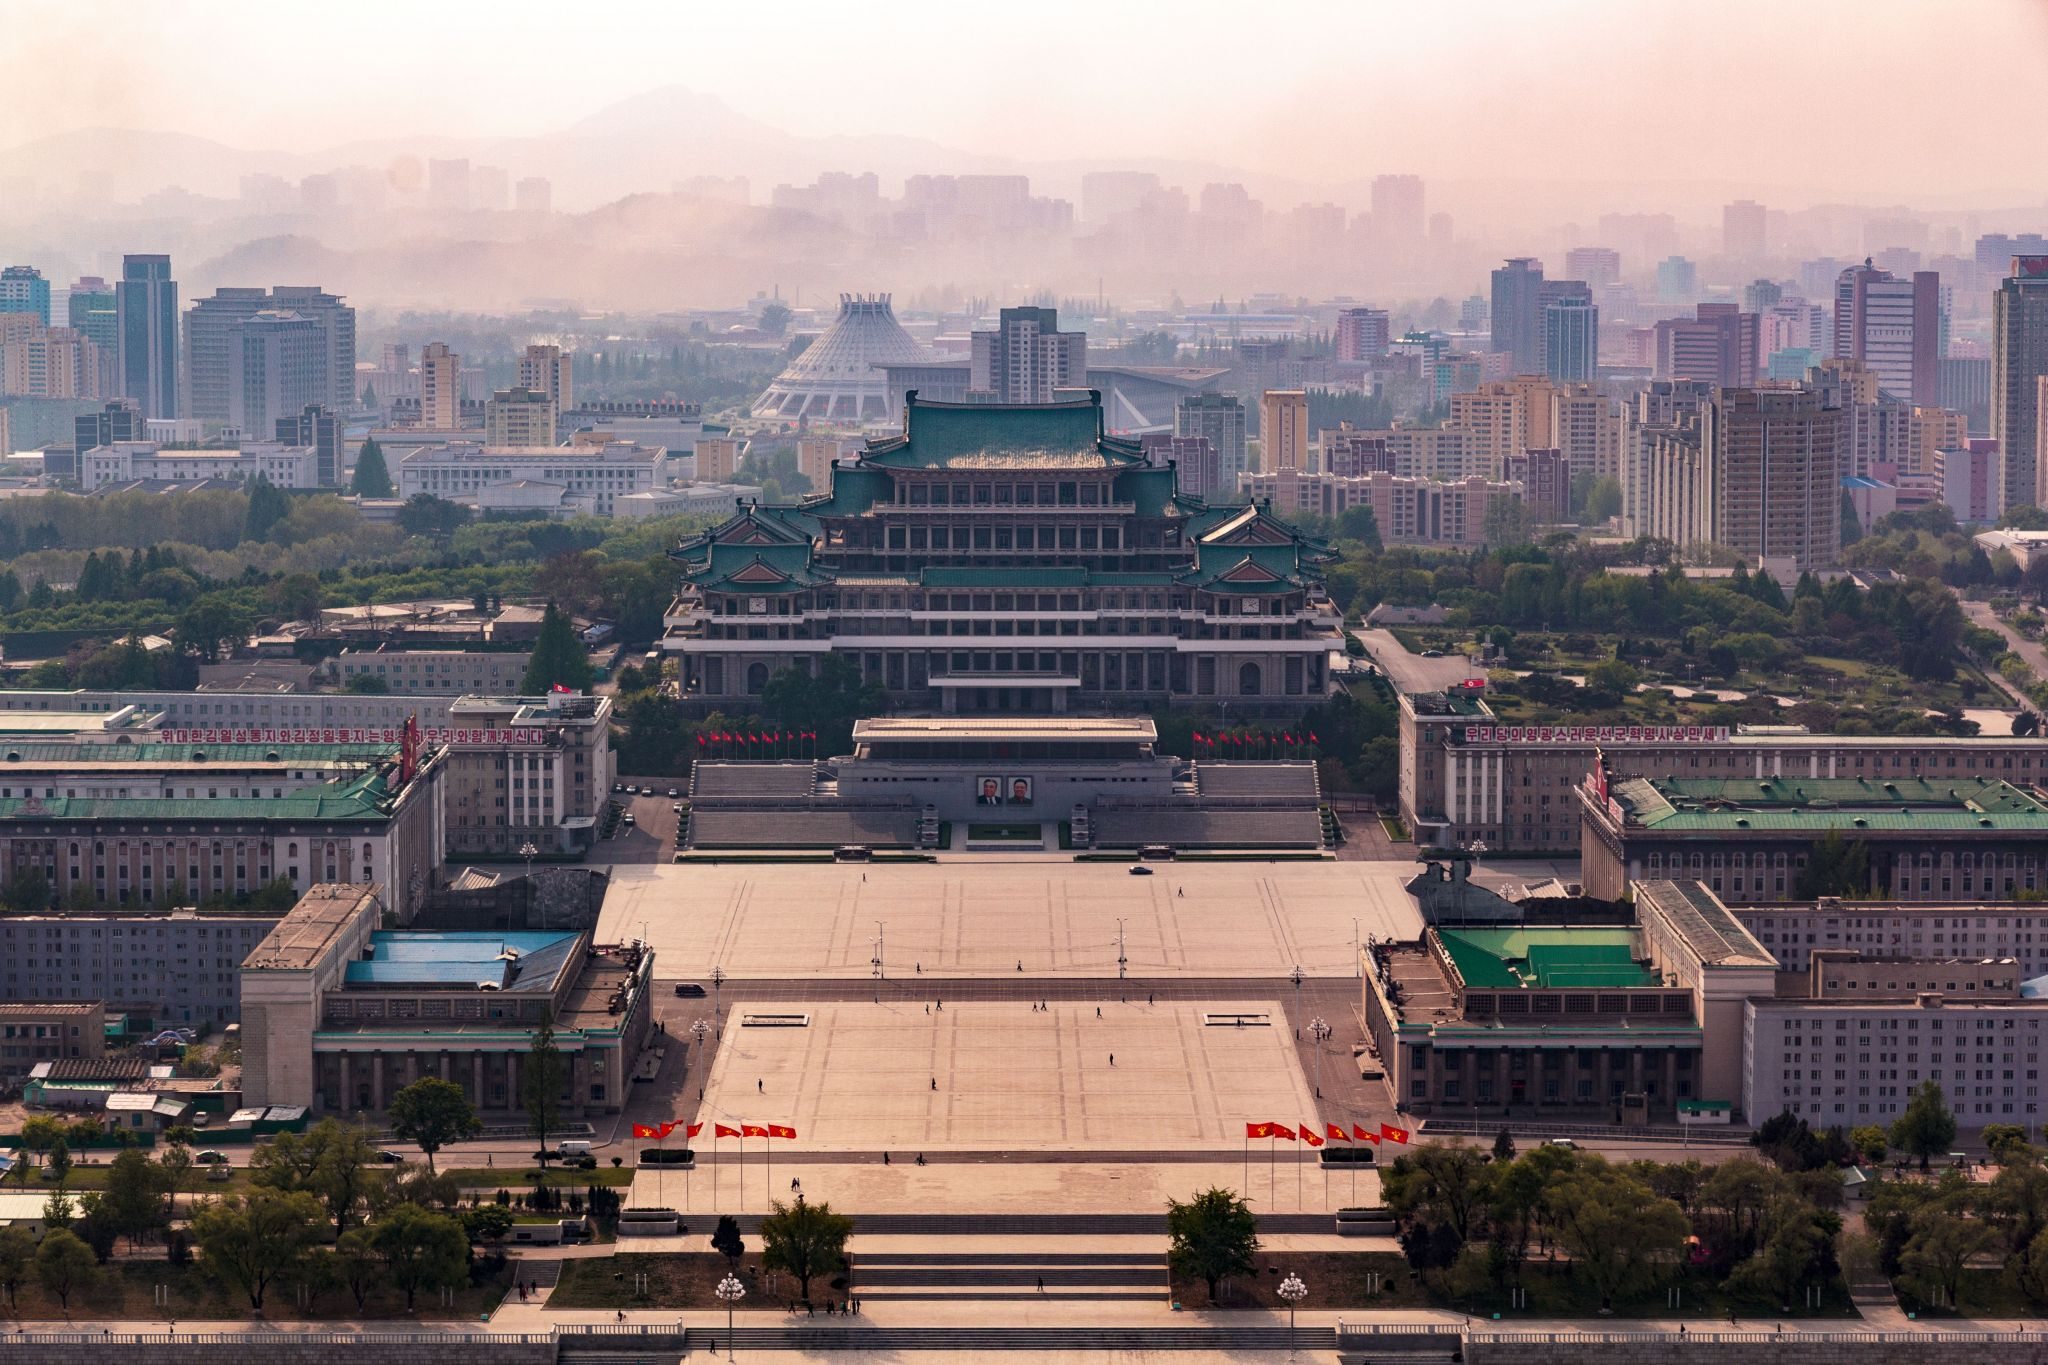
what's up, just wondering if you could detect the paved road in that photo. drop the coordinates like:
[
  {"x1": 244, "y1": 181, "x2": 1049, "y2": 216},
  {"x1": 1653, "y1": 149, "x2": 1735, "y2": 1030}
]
[
  {"x1": 1350, "y1": 628, "x2": 1479, "y2": 694},
  {"x1": 1964, "y1": 600, "x2": 2048, "y2": 718}
]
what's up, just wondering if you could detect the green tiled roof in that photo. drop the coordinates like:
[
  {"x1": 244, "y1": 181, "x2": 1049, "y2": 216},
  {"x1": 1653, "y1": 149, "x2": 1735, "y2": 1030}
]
[
  {"x1": 0, "y1": 742, "x2": 397, "y2": 764},
  {"x1": 1437, "y1": 927, "x2": 1657, "y2": 990},
  {"x1": 861, "y1": 397, "x2": 1143, "y2": 470},
  {"x1": 0, "y1": 765, "x2": 404, "y2": 822},
  {"x1": 1611, "y1": 775, "x2": 2048, "y2": 831}
]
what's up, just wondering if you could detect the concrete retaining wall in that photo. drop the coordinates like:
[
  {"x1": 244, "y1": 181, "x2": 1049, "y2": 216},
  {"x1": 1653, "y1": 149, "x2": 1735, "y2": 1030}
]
[
  {"x1": 0, "y1": 1334, "x2": 555, "y2": 1364},
  {"x1": 1465, "y1": 1331, "x2": 2048, "y2": 1365}
]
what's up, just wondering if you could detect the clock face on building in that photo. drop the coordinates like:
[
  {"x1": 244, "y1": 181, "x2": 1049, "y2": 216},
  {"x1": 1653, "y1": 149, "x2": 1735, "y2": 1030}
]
[{"x1": 748, "y1": 597, "x2": 768, "y2": 614}]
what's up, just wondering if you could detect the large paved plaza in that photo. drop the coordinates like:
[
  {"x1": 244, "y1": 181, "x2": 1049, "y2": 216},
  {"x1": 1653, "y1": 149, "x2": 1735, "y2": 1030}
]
[{"x1": 597, "y1": 861, "x2": 1425, "y2": 981}]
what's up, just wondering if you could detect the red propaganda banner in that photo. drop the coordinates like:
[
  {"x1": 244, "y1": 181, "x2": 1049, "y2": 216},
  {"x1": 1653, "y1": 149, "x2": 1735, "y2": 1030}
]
[
  {"x1": 685, "y1": 1122, "x2": 704, "y2": 1138},
  {"x1": 714, "y1": 1123, "x2": 741, "y2": 1138},
  {"x1": 1352, "y1": 1124, "x2": 1381, "y2": 1144},
  {"x1": 767, "y1": 1124, "x2": 796, "y2": 1139},
  {"x1": 741, "y1": 1124, "x2": 771, "y2": 1138},
  {"x1": 1300, "y1": 1124, "x2": 1325, "y2": 1148},
  {"x1": 1326, "y1": 1123, "x2": 1349, "y2": 1142},
  {"x1": 1380, "y1": 1123, "x2": 1411, "y2": 1144},
  {"x1": 630, "y1": 1124, "x2": 663, "y2": 1139}
]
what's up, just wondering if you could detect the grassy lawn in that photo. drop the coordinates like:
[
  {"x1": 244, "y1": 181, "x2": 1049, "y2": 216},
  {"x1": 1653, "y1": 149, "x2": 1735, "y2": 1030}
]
[
  {"x1": 1174, "y1": 1252, "x2": 1859, "y2": 1320},
  {"x1": 552, "y1": 1251, "x2": 846, "y2": 1310},
  {"x1": 0, "y1": 1256, "x2": 510, "y2": 1321},
  {"x1": 447, "y1": 1165, "x2": 635, "y2": 1190},
  {"x1": 1894, "y1": 1269, "x2": 2040, "y2": 1318},
  {"x1": 6, "y1": 1167, "x2": 251, "y2": 1194}
]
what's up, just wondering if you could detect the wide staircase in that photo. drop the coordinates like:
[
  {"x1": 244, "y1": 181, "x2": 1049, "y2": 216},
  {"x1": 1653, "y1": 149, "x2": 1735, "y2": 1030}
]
[{"x1": 854, "y1": 1248, "x2": 1165, "y2": 1303}]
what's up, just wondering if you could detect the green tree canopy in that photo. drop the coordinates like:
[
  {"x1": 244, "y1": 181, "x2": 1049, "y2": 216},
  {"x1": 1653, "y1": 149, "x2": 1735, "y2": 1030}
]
[
  {"x1": 350, "y1": 439, "x2": 394, "y2": 498},
  {"x1": 522, "y1": 1007, "x2": 567, "y2": 1163},
  {"x1": 1542, "y1": 1161, "x2": 1690, "y2": 1310},
  {"x1": 759, "y1": 1197, "x2": 854, "y2": 1300},
  {"x1": 1891, "y1": 1081, "x2": 1959, "y2": 1172},
  {"x1": 370, "y1": 1202, "x2": 470, "y2": 1310},
  {"x1": 387, "y1": 1076, "x2": 483, "y2": 1174},
  {"x1": 1165, "y1": 1186, "x2": 1260, "y2": 1303},
  {"x1": 33, "y1": 1228, "x2": 95, "y2": 1309},
  {"x1": 520, "y1": 601, "x2": 593, "y2": 694},
  {"x1": 244, "y1": 476, "x2": 292, "y2": 543},
  {"x1": 191, "y1": 1188, "x2": 325, "y2": 1309}
]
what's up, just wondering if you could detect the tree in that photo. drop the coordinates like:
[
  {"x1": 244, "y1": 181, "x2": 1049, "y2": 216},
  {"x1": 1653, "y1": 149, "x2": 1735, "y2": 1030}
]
[
  {"x1": 397, "y1": 493, "x2": 470, "y2": 537},
  {"x1": 760, "y1": 1198, "x2": 853, "y2": 1301},
  {"x1": 97, "y1": 1146, "x2": 169, "y2": 1252},
  {"x1": 1851, "y1": 1125, "x2": 1890, "y2": 1165},
  {"x1": 190, "y1": 1189, "x2": 325, "y2": 1309},
  {"x1": 1492, "y1": 1129, "x2": 1518, "y2": 1163},
  {"x1": 1901, "y1": 1203, "x2": 1996, "y2": 1309},
  {"x1": 1483, "y1": 497, "x2": 1533, "y2": 548},
  {"x1": 370, "y1": 1203, "x2": 471, "y2": 1311},
  {"x1": 1337, "y1": 504, "x2": 1382, "y2": 551},
  {"x1": 45, "y1": 1138, "x2": 71, "y2": 1189},
  {"x1": 1730, "y1": 1201, "x2": 1840, "y2": 1308},
  {"x1": 519, "y1": 602, "x2": 592, "y2": 695},
  {"x1": 33, "y1": 1228, "x2": 95, "y2": 1311},
  {"x1": 1795, "y1": 830, "x2": 1872, "y2": 900},
  {"x1": 760, "y1": 654, "x2": 886, "y2": 758},
  {"x1": 350, "y1": 439, "x2": 394, "y2": 498},
  {"x1": 462, "y1": 1203, "x2": 515, "y2": 1245},
  {"x1": 1165, "y1": 1187, "x2": 1260, "y2": 1304},
  {"x1": 1699, "y1": 1158, "x2": 1789, "y2": 1257},
  {"x1": 1543, "y1": 1163, "x2": 1689, "y2": 1310},
  {"x1": 1891, "y1": 1081, "x2": 1959, "y2": 1173},
  {"x1": 334, "y1": 1227, "x2": 383, "y2": 1310},
  {"x1": 1382, "y1": 1143, "x2": 1491, "y2": 1242},
  {"x1": 175, "y1": 593, "x2": 253, "y2": 663},
  {"x1": 1982, "y1": 1124, "x2": 2030, "y2": 1165},
  {"x1": 0, "y1": 1226, "x2": 33, "y2": 1309},
  {"x1": 711, "y1": 1213, "x2": 744, "y2": 1270},
  {"x1": 758, "y1": 301, "x2": 793, "y2": 337},
  {"x1": 251, "y1": 1118, "x2": 379, "y2": 1237},
  {"x1": 269, "y1": 571, "x2": 325, "y2": 624},
  {"x1": 522, "y1": 1007, "x2": 567, "y2": 1164},
  {"x1": 1, "y1": 867, "x2": 51, "y2": 914},
  {"x1": 344, "y1": 672, "x2": 391, "y2": 693},
  {"x1": 387, "y1": 1076, "x2": 483, "y2": 1174},
  {"x1": 244, "y1": 476, "x2": 292, "y2": 543}
]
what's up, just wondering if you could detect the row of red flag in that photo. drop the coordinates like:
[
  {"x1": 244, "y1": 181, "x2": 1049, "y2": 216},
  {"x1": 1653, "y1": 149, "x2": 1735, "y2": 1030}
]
[
  {"x1": 1249, "y1": 1120, "x2": 1409, "y2": 1148},
  {"x1": 695, "y1": 731, "x2": 816, "y2": 746},
  {"x1": 633, "y1": 1120, "x2": 798, "y2": 1140},
  {"x1": 1193, "y1": 731, "x2": 1319, "y2": 746}
]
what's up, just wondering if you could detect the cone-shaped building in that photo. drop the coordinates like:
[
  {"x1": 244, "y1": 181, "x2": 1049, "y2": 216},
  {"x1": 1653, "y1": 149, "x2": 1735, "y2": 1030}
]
[{"x1": 750, "y1": 293, "x2": 929, "y2": 425}]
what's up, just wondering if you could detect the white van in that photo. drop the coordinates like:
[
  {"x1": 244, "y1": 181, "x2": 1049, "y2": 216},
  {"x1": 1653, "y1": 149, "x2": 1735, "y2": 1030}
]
[{"x1": 557, "y1": 1140, "x2": 594, "y2": 1159}]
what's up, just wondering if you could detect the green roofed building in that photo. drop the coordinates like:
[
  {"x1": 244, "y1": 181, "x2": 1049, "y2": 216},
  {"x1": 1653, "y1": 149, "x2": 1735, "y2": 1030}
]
[
  {"x1": 1578, "y1": 769, "x2": 2048, "y2": 903},
  {"x1": 664, "y1": 392, "x2": 1344, "y2": 715}
]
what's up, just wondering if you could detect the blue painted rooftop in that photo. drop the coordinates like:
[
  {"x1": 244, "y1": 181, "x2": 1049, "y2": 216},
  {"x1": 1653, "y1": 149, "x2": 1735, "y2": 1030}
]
[{"x1": 345, "y1": 930, "x2": 579, "y2": 991}]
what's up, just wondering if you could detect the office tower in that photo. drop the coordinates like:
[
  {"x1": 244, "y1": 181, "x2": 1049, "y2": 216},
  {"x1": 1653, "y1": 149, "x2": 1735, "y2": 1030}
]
[
  {"x1": 426, "y1": 158, "x2": 471, "y2": 211},
  {"x1": 471, "y1": 165, "x2": 510, "y2": 212},
  {"x1": 1742, "y1": 279, "x2": 1783, "y2": 315},
  {"x1": 1260, "y1": 390, "x2": 1308, "y2": 471},
  {"x1": 1080, "y1": 171, "x2": 1161, "y2": 223},
  {"x1": 1334, "y1": 308, "x2": 1391, "y2": 362},
  {"x1": 1564, "y1": 247, "x2": 1621, "y2": 290},
  {"x1": 275, "y1": 404, "x2": 341, "y2": 486},
  {"x1": 1707, "y1": 387, "x2": 1847, "y2": 575},
  {"x1": 1939, "y1": 438, "x2": 1999, "y2": 524},
  {"x1": 226, "y1": 311, "x2": 326, "y2": 437},
  {"x1": 517, "y1": 343, "x2": 574, "y2": 410},
  {"x1": 0, "y1": 266, "x2": 50, "y2": 325},
  {"x1": 1833, "y1": 261, "x2": 1944, "y2": 405},
  {"x1": 0, "y1": 406, "x2": 9, "y2": 456},
  {"x1": 1175, "y1": 392, "x2": 1247, "y2": 493},
  {"x1": 117, "y1": 255, "x2": 178, "y2": 420},
  {"x1": 969, "y1": 306, "x2": 1086, "y2": 403},
  {"x1": 514, "y1": 177, "x2": 552, "y2": 215},
  {"x1": 1723, "y1": 200, "x2": 1767, "y2": 260},
  {"x1": 74, "y1": 398, "x2": 142, "y2": 456},
  {"x1": 184, "y1": 285, "x2": 356, "y2": 422},
  {"x1": 1654, "y1": 304, "x2": 1758, "y2": 387},
  {"x1": 1490, "y1": 258, "x2": 1545, "y2": 374},
  {"x1": 419, "y1": 342, "x2": 462, "y2": 429},
  {"x1": 485, "y1": 385, "x2": 557, "y2": 446},
  {"x1": 1137, "y1": 432, "x2": 1220, "y2": 498},
  {"x1": 1656, "y1": 256, "x2": 1697, "y2": 302},
  {"x1": 66, "y1": 274, "x2": 118, "y2": 388},
  {"x1": 1978, "y1": 235, "x2": 2048, "y2": 275},
  {"x1": 1371, "y1": 174, "x2": 1426, "y2": 242},
  {"x1": 1552, "y1": 384, "x2": 1624, "y2": 483},
  {"x1": 1541, "y1": 296, "x2": 1598, "y2": 383},
  {"x1": 1993, "y1": 257, "x2": 2048, "y2": 511},
  {"x1": 1942, "y1": 354, "x2": 1993, "y2": 434}
]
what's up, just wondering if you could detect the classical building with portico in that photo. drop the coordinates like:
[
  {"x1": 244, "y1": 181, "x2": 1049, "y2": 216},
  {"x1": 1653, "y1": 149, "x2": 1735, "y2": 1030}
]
[
  {"x1": 239, "y1": 883, "x2": 652, "y2": 1118},
  {"x1": 663, "y1": 392, "x2": 1343, "y2": 715}
]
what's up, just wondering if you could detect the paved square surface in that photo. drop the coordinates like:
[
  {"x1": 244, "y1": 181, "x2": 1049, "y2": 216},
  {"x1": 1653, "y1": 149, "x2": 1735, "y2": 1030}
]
[
  {"x1": 691, "y1": 999, "x2": 1316, "y2": 1152},
  {"x1": 598, "y1": 862, "x2": 1424, "y2": 980}
]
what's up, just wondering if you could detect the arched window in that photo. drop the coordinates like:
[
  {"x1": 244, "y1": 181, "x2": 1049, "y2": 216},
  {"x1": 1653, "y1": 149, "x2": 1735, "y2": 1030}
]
[
  {"x1": 1238, "y1": 662, "x2": 1262, "y2": 696},
  {"x1": 746, "y1": 662, "x2": 770, "y2": 694}
]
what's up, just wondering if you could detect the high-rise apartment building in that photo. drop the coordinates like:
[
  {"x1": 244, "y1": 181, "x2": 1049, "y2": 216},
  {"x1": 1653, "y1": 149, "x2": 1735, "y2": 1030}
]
[
  {"x1": 1833, "y1": 261, "x2": 1943, "y2": 405},
  {"x1": 227, "y1": 311, "x2": 327, "y2": 437},
  {"x1": 1504, "y1": 448, "x2": 1571, "y2": 522},
  {"x1": 1259, "y1": 390, "x2": 1308, "y2": 472},
  {"x1": 1564, "y1": 247, "x2": 1621, "y2": 290},
  {"x1": 1450, "y1": 377, "x2": 1556, "y2": 471},
  {"x1": 516, "y1": 343, "x2": 574, "y2": 411},
  {"x1": 1656, "y1": 256, "x2": 1698, "y2": 303},
  {"x1": 1707, "y1": 387, "x2": 1847, "y2": 576},
  {"x1": 1334, "y1": 308, "x2": 1391, "y2": 363},
  {"x1": 1722, "y1": 200, "x2": 1767, "y2": 261},
  {"x1": 1552, "y1": 384, "x2": 1624, "y2": 483},
  {"x1": 485, "y1": 385, "x2": 558, "y2": 447},
  {"x1": 419, "y1": 342, "x2": 462, "y2": 429},
  {"x1": 0, "y1": 266, "x2": 50, "y2": 325},
  {"x1": 116, "y1": 254, "x2": 177, "y2": 419},
  {"x1": 65, "y1": 276, "x2": 117, "y2": 393},
  {"x1": 0, "y1": 324, "x2": 105, "y2": 399},
  {"x1": 1175, "y1": 392, "x2": 1247, "y2": 493},
  {"x1": 1541, "y1": 296, "x2": 1599, "y2": 383},
  {"x1": 969, "y1": 306, "x2": 1087, "y2": 403},
  {"x1": 274, "y1": 404, "x2": 342, "y2": 486},
  {"x1": 1993, "y1": 258, "x2": 2048, "y2": 512},
  {"x1": 1489, "y1": 258, "x2": 1546, "y2": 374},
  {"x1": 184, "y1": 285, "x2": 357, "y2": 423},
  {"x1": 1742, "y1": 279, "x2": 1783, "y2": 315},
  {"x1": 1654, "y1": 304, "x2": 1758, "y2": 388},
  {"x1": 693, "y1": 436, "x2": 744, "y2": 483}
]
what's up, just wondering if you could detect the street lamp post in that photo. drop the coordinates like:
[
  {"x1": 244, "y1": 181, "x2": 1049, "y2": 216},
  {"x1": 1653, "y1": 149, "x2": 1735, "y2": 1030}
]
[
  {"x1": 1277, "y1": 1272, "x2": 1308, "y2": 1358},
  {"x1": 1309, "y1": 1017, "x2": 1329, "y2": 1100},
  {"x1": 711, "y1": 964, "x2": 726, "y2": 1033},
  {"x1": 1290, "y1": 964, "x2": 1303, "y2": 1032},
  {"x1": 1352, "y1": 918, "x2": 1361, "y2": 979},
  {"x1": 1117, "y1": 917, "x2": 1127, "y2": 981},
  {"x1": 714, "y1": 1272, "x2": 745, "y2": 1360},
  {"x1": 519, "y1": 841, "x2": 540, "y2": 926}
]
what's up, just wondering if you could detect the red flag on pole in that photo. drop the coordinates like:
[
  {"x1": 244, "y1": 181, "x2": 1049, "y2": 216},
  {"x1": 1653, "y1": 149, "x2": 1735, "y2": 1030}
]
[
  {"x1": 1379, "y1": 1122, "x2": 1411, "y2": 1144},
  {"x1": 1246, "y1": 1121, "x2": 1278, "y2": 1139},
  {"x1": 767, "y1": 1124, "x2": 796, "y2": 1139},
  {"x1": 741, "y1": 1124, "x2": 770, "y2": 1138},
  {"x1": 695, "y1": 733, "x2": 705, "y2": 747},
  {"x1": 1270, "y1": 1123, "x2": 1298, "y2": 1141},
  {"x1": 714, "y1": 1123, "x2": 741, "y2": 1138},
  {"x1": 1353, "y1": 1124, "x2": 1381, "y2": 1144},
  {"x1": 1326, "y1": 1123, "x2": 1349, "y2": 1142},
  {"x1": 1300, "y1": 1123, "x2": 1325, "y2": 1148},
  {"x1": 1310, "y1": 731, "x2": 1320, "y2": 745},
  {"x1": 631, "y1": 1124, "x2": 663, "y2": 1139},
  {"x1": 685, "y1": 1123, "x2": 704, "y2": 1138}
]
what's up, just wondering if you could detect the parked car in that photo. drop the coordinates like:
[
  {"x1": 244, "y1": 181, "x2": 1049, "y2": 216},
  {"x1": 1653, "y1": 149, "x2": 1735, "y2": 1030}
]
[
  {"x1": 622, "y1": 812, "x2": 636, "y2": 826},
  {"x1": 377, "y1": 1150, "x2": 407, "y2": 1164},
  {"x1": 667, "y1": 787, "x2": 680, "y2": 798},
  {"x1": 193, "y1": 1150, "x2": 228, "y2": 1165},
  {"x1": 673, "y1": 983, "x2": 706, "y2": 998},
  {"x1": 1128, "y1": 865, "x2": 1154, "y2": 876}
]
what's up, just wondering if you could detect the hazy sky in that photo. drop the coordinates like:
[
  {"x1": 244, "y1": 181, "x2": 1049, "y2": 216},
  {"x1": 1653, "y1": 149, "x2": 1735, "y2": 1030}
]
[{"x1": 5, "y1": 0, "x2": 2045, "y2": 202}]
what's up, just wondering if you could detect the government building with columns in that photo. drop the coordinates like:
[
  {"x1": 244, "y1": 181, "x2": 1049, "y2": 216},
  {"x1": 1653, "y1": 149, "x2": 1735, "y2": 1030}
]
[{"x1": 664, "y1": 393, "x2": 1343, "y2": 715}]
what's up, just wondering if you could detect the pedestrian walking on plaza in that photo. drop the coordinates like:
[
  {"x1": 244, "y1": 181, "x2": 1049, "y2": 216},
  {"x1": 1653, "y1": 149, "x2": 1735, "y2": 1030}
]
[
  {"x1": 1109, "y1": 1054, "x2": 1115, "y2": 1066},
  {"x1": 1037, "y1": 1275, "x2": 1044, "y2": 1291},
  {"x1": 758, "y1": 1078, "x2": 764, "y2": 1093},
  {"x1": 931, "y1": 1077, "x2": 937, "y2": 1090},
  {"x1": 1095, "y1": 1006, "x2": 1101, "y2": 1017},
  {"x1": 883, "y1": 1151, "x2": 890, "y2": 1165},
  {"x1": 1148, "y1": 992, "x2": 1154, "y2": 1005}
]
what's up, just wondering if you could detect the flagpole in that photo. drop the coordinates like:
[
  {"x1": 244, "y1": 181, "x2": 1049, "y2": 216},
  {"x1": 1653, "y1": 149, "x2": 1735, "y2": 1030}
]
[
  {"x1": 1244, "y1": 1131, "x2": 1249, "y2": 1204},
  {"x1": 766, "y1": 1128, "x2": 772, "y2": 1208},
  {"x1": 1269, "y1": 1135, "x2": 1276, "y2": 1207}
]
